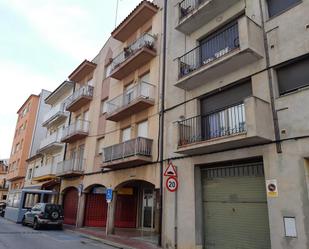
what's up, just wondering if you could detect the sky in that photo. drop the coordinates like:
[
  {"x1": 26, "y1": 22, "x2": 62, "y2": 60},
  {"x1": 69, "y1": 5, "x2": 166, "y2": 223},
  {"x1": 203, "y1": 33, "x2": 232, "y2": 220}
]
[{"x1": 0, "y1": 0, "x2": 144, "y2": 159}]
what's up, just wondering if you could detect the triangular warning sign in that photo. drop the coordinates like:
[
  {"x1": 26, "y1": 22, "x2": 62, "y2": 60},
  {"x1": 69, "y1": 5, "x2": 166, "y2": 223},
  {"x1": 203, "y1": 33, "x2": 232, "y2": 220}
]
[{"x1": 164, "y1": 162, "x2": 177, "y2": 177}]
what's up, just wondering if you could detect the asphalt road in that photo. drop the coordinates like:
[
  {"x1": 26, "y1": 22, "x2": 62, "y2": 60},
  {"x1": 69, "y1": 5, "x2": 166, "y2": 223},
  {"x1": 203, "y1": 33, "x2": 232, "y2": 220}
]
[{"x1": 0, "y1": 218, "x2": 117, "y2": 249}]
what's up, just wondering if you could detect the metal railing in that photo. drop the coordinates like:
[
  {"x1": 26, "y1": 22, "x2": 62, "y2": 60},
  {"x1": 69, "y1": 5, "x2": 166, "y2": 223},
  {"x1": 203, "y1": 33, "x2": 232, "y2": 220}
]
[
  {"x1": 39, "y1": 128, "x2": 63, "y2": 150},
  {"x1": 65, "y1": 85, "x2": 94, "y2": 108},
  {"x1": 178, "y1": 103, "x2": 246, "y2": 146},
  {"x1": 111, "y1": 33, "x2": 156, "y2": 73},
  {"x1": 106, "y1": 81, "x2": 155, "y2": 115},
  {"x1": 61, "y1": 119, "x2": 90, "y2": 140},
  {"x1": 178, "y1": 21, "x2": 239, "y2": 79},
  {"x1": 56, "y1": 158, "x2": 85, "y2": 175},
  {"x1": 42, "y1": 102, "x2": 68, "y2": 126},
  {"x1": 103, "y1": 137, "x2": 153, "y2": 162},
  {"x1": 33, "y1": 162, "x2": 57, "y2": 178},
  {"x1": 179, "y1": 0, "x2": 207, "y2": 20}
]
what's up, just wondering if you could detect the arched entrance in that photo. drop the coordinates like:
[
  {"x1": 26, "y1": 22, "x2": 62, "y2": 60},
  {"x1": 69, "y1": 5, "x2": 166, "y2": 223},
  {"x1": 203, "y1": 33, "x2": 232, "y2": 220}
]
[
  {"x1": 63, "y1": 187, "x2": 78, "y2": 225},
  {"x1": 84, "y1": 184, "x2": 108, "y2": 227},
  {"x1": 115, "y1": 180, "x2": 157, "y2": 230}
]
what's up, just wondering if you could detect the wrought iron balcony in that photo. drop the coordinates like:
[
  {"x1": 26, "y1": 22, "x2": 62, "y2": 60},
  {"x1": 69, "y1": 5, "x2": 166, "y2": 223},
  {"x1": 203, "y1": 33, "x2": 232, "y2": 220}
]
[
  {"x1": 177, "y1": 97, "x2": 274, "y2": 154},
  {"x1": 176, "y1": 17, "x2": 264, "y2": 90},
  {"x1": 106, "y1": 81, "x2": 155, "y2": 122},
  {"x1": 102, "y1": 137, "x2": 153, "y2": 169},
  {"x1": 61, "y1": 119, "x2": 90, "y2": 143},
  {"x1": 65, "y1": 85, "x2": 94, "y2": 112},
  {"x1": 42, "y1": 103, "x2": 68, "y2": 127},
  {"x1": 56, "y1": 158, "x2": 84, "y2": 177},
  {"x1": 110, "y1": 33, "x2": 156, "y2": 80},
  {"x1": 177, "y1": 0, "x2": 242, "y2": 34}
]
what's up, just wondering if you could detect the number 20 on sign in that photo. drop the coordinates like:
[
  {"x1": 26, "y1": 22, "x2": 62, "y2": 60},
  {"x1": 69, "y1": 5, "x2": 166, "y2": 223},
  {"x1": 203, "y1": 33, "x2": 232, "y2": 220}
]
[{"x1": 166, "y1": 176, "x2": 178, "y2": 192}]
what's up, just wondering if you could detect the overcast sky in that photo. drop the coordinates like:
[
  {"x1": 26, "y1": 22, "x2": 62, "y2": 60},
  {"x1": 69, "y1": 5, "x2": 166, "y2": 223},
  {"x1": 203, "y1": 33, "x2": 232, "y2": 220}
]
[{"x1": 0, "y1": 0, "x2": 144, "y2": 159}]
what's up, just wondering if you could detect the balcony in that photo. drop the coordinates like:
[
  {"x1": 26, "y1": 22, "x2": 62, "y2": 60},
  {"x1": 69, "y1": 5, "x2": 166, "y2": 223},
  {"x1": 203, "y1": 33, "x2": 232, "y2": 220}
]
[
  {"x1": 32, "y1": 162, "x2": 57, "y2": 181},
  {"x1": 176, "y1": 0, "x2": 242, "y2": 34},
  {"x1": 65, "y1": 85, "x2": 94, "y2": 112},
  {"x1": 42, "y1": 103, "x2": 68, "y2": 127},
  {"x1": 102, "y1": 137, "x2": 153, "y2": 169},
  {"x1": 56, "y1": 158, "x2": 84, "y2": 177},
  {"x1": 38, "y1": 129, "x2": 63, "y2": 153},
  {"x1": 176, "y1": 97, "x2": 273, "y2": 155},
  {"x1": 61, "y1": 120, "x2": 90, "y2": 143},
  {"x1": 110, "y1": 34, "x2": 156, "y2": 80},
  {"x1": 176, "y1": 17, "x2": 264, "y2": 90},
  {"x1": 106, "y1": 81, "x2": 155, "y2": 122}
]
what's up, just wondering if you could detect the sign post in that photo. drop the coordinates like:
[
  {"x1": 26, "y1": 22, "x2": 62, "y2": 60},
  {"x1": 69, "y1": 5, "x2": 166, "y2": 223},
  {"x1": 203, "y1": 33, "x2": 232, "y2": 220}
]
[{"x1": 166, "y1": 176, "x2": 178, "y2": 192}]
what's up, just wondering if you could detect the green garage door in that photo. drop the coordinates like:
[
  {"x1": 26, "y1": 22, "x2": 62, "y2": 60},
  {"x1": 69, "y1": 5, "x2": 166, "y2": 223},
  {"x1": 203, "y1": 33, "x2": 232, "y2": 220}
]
[{"x1": 202, "y1": 162, "x2": 271, "y2": 249}]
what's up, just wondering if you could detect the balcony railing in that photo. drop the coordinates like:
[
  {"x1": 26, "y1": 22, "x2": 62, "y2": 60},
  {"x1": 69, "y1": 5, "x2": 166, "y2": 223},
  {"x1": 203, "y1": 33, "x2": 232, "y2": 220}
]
[
  {"x1": 39, "y1": 128, "x2": 63, "y2": 151},
  {"x1": 178, "y1": 21, "x2": 239, "y2": 79},
  {"x1": 33, "y1": 163, "x2": 56, "y2": 179},
  {"x1": 65, "y1": 85, "x2": 94, "y2": 111},
  {"x1": 42, "y1": 103, "x2": 68, "y2": 126},
  {"x1": 61, "y1": 119, "x2": 90, "y2": 142},
  {"x1": 106, "y1": 81, "x2": 155, "y2": 115},
  {"x1": 103, "y1": 137, "x2": 153, "y2": 163},
  {"x1": 179, "y1": 0, "x2": 207, "y2": 20},
  {"x1": 56, "y1": 158, "x2": 85, "y2": 176},
  {"x1": 178, "y1": 103, "x2": 246, "y2": 146},
  {"x1": 111, "y1": 33, "x2": 156, "y2": 73}
]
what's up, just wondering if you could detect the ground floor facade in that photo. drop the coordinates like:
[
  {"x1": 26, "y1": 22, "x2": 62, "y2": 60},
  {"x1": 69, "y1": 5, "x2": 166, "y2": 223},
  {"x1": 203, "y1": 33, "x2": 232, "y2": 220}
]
[
  {"x1": 0, "y1": 188, "x2": 8, "y2": 202},
  {"x1": 59, "y1": 163, "x2": 161, "y2": 244},
  {"x1": 163, "y1": 139, "x2": 309, "y2": 249}
]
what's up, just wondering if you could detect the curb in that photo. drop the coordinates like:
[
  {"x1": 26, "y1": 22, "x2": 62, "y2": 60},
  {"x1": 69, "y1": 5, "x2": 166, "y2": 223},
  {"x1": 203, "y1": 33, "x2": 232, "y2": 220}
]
[{"x1": 66, "y1": 228, "x2": 136, "y2": 249}]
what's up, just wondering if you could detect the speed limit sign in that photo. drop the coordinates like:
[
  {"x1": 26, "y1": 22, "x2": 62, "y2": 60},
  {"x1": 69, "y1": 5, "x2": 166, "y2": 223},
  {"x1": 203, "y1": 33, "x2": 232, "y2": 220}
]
[{"x1": 166, "y1": 176, "x2": 178, "y2": 192}]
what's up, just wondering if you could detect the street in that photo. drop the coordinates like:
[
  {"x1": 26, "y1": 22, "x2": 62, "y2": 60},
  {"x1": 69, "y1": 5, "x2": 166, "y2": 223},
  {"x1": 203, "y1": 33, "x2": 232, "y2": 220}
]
[{"x1": 0, "y1": 218, "x2": 117, "y2": 249}]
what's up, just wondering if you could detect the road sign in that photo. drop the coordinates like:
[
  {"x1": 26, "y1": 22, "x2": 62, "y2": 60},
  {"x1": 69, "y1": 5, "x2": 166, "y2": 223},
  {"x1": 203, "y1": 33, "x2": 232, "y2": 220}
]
[
  {"x1": 164, "y1": 162, "x2": 177, "y2": 177},
  {"x1": 266, "y1": 179, "x2": 278, "y2": 197},
  {"x1": 106, "y1": 188, "x2": 113, "y2": 203},
  {"x1": 166, "y1": 176, "x2": 178, "y2": 192}
]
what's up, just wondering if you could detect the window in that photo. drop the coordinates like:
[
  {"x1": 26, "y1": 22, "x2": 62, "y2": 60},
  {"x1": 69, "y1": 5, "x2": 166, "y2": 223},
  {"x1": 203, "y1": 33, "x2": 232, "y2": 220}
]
[
  {"x1": 138, "y1": 120, "x2": 148, "y2": 138},
  {"x1": 122, "y1": 127, "x2": 131, "y2": 142},
  {"x1": 277, "y1": 55, "x2": 309, "y2": 95},
  {"x1": 97, "y1": 138, "x2": 105, "y2": 155},
  {"x1": 101, "y1": 100, "x2": 107, "y2": 114},
  {"x1": 28, "y1": 168, "x2": 33, "y2": 180},
  {"x1": 267, "y1": 0, "x2": 301, "y2": 18},
  {"x1": 87, "y1": 78, "x2": 94, "y2": 86}
]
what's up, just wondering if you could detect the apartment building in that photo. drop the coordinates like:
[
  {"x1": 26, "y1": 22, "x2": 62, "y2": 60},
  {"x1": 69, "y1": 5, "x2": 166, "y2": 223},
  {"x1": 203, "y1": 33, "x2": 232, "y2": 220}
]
[
  {"x1": 0, "y1": 159, "x2": 9, "y2": 202},
  {"x1": 162, "y1": 0, "x2": 309, "y2": 249},
  {"x1": 7, "y1": 94, "x2": 41, "y2": 190},
  {"x1": 57, "y1": 0, "x2": 163, "y2": 242},
  {"x1": 24, "y1": 84, "x2": 73, "y2": 198}
]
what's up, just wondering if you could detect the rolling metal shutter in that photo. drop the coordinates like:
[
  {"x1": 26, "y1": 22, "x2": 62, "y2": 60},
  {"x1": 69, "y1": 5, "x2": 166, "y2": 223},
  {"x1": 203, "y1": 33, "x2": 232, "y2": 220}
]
[
  {"x1": 84, "y1": 194, "x2": 108, "y2": 227},
  {"x1": 63, "y1": 188, "x2": 78, "y2": 225},
  {"x1": 202, "y1": 163, "x2": 271, "y2": 249}
]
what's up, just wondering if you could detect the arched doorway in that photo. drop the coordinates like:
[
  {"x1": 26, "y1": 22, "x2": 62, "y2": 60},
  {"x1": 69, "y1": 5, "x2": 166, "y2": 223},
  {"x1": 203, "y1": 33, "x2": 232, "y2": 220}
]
[
  {"x1": 115, "y1": 180, "x2": 156, "y2": 229},
  {"x1": 63, "y1": 187, "x2": 78, "y2": 225},
  {"x1": 84, "y1": 185, "x2": 108, "y2": 227}
]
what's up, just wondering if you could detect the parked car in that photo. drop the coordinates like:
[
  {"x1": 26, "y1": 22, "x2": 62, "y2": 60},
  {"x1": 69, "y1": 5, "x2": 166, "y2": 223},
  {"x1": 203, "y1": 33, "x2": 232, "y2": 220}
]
[
  {"x1": 0, "y1": 202, "x2": 6, "y2": 217},
  {"x1": 22, "y1": 203, "x2": 64, "y2": 230}
]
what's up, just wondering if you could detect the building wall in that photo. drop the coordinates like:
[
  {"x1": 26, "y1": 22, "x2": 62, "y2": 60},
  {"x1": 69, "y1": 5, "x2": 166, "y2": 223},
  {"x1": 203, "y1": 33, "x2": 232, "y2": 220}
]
[{"x1": 7, "y1": 95, "x2": 40, "y2": 189}]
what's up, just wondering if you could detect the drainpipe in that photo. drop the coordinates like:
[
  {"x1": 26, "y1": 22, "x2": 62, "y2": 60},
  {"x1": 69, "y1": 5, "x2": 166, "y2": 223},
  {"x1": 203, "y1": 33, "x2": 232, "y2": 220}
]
[
  {"x1": 159, "y1": 0, "x2": 168, "y2": 246},
  {"x1": 258, "y1": 0, "x2": 282, "y2": 153}
]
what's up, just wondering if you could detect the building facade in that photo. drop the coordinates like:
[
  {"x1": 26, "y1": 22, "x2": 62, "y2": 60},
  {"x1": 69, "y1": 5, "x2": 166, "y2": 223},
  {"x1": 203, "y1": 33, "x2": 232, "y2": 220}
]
[
  {"x1": 7, "y1": 94, "x2": 40, "y2": 190},
  {"x1": 0, "y1": 159, "x2": 9, "y2": 202},
  {"x1": 162, "y1": 0, "x2": 309, "y2": 249}
]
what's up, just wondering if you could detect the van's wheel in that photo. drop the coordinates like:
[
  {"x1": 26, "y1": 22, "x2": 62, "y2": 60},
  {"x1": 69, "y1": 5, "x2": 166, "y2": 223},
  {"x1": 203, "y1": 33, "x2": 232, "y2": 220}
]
[
  {"x1": 22, "y1": 217, "x2": 26, "y2": 226},
  {"x1": 33, "y1": 219, "x2": 40, "y2": 230}
]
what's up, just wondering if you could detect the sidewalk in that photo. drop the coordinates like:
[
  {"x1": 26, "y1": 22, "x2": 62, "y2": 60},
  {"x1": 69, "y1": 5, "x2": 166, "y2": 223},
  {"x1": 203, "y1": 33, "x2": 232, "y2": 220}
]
[{"x1": 65, "y1": 226, "x2": 161, "y2": 249}]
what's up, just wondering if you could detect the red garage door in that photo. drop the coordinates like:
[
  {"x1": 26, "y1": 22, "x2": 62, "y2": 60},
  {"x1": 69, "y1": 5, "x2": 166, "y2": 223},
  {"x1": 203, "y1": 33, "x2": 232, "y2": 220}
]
[
  {"x1": 84, "y1": 194, "x2": 108, "y2": 227},
  {"x1": 115, "y1": 194, "x2": 137, "y2": 228},
  {"x1": 63, "y1": 188, "x2": 78, "y2": 225}
]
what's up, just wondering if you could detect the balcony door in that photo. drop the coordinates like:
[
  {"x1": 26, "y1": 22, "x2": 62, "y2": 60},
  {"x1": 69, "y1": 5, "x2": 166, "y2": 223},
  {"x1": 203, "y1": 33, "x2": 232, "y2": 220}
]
[
  {"x1": 124, "y1": 83, "x2": 135, "y2": 105},
  {"x1": 78, "y1": 145, "x2": 85, "y2": 171},
  {"x1": 139, "y1": 73, "x2": 150, "y2": 98},
  {"x1": 138, "y1": 121, "x2": 148, "y2": 138},
  {"x1": 122, "y1": 127, "x2": 131, "y2": 142},
  {"x1": 200, "y1": 81, "x2": 251, "y2": 140}
]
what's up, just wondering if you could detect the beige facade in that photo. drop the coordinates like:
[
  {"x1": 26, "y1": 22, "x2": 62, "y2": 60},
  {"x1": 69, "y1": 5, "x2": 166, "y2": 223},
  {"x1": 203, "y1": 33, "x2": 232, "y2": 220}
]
[
  {"x1": 163, "y1": 1, "x2": 309, "y2": 249},
  {"x1": 0, "y1": 159, "x2": 9, "y2": 202}
]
